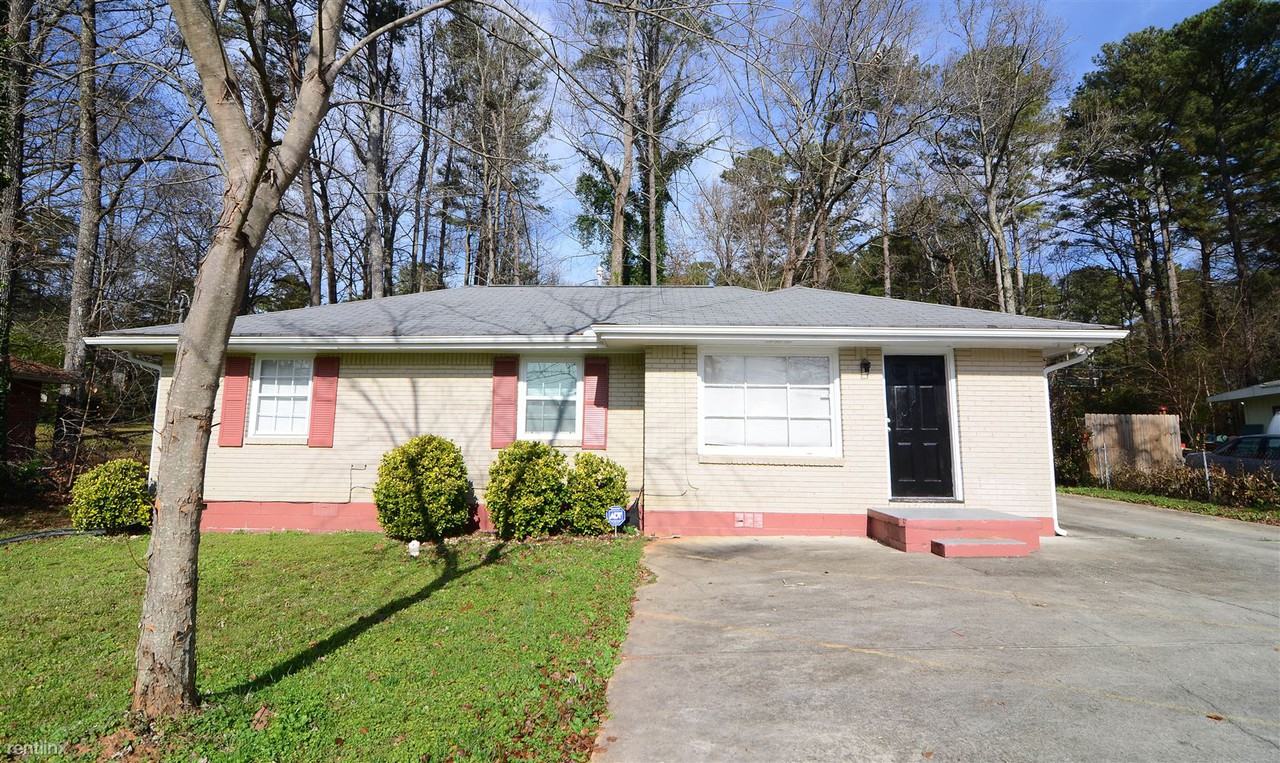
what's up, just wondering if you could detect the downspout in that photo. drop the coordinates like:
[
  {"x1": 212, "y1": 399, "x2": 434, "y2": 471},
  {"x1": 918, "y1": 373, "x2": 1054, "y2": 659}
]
[{"x1": 1043, "y1": 345, "x2": 1092, "y2": 536}]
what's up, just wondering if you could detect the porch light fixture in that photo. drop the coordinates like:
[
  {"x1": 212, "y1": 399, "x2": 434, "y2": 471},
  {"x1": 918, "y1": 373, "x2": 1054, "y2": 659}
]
[{"x1": 860, "y1": 358, "x2": 872, "y2": 377}]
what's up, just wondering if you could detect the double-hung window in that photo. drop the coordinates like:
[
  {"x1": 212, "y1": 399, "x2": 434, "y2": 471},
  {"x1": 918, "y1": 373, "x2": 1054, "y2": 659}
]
[
  {"x1": 699, "y1": 350, "x2": 841, "y2": 457},
  {"x1": 249, "y1": 356, "x2": 313, "y2": 438},
  {"x1": 519, "y1": 358, "x2": 583, "y2": 441}
]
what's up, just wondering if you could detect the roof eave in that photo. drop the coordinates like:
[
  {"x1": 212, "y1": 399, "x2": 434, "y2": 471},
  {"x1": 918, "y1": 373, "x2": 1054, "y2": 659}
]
[
  {"x1": 86, "y1": 325, "x2": 1129, "y2": 354},
  {"x1": 591, "y1": 324, "x2": 1129, "y2": 353},
  {"x1": 85, "y1": 333, "x2": 602, "y2": 352}
]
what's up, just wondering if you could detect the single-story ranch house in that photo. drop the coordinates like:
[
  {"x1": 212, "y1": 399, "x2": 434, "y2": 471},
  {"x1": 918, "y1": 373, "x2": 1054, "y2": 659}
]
[{"x1": 89, "y1": 286, "x2": 1126, "y2": 547}]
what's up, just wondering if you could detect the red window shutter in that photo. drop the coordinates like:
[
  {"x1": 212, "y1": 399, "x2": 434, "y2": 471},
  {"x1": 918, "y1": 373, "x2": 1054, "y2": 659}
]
[
  {"x1": 491, "y1": 356, "x2": 519, "y2": 448},
  {"x1": 218, "y1": 356, "x2": 252, "y2": 447},
  {"x1": 308, "y1": 356, "x2": 340, "y2": 448},
  {"x1": 583, "y1": 356, "x2": 609, "y2": 450}
]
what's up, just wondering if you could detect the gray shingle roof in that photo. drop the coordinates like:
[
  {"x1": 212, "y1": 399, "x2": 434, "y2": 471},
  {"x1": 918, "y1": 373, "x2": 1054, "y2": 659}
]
[{"x1": 104, "y1": 285, "x2": 1111, "y2": 338}]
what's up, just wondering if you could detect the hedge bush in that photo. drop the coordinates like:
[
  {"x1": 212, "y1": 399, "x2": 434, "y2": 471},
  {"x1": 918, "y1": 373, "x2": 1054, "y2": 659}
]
[
  {"x1": 68, "y1": 459, "x2": 152, "y2": 532},
  {"x1": 1106, "y1": 464, "x2": 1279, "y2": 511},
  {"x1": 565, "y1": 453, "x2": 629, "y2": 535},
  {"x1": 485, "y1": 441, "x2": 568, "y2": 539},
  {"x1": 374, "y1": 435, "x2": 470, "y2": 540}
]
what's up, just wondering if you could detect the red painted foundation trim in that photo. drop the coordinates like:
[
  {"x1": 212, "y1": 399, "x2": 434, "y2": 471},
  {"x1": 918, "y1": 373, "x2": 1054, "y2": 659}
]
[
  {"x1": 202, "y1": 502, "x2": 381, "y2": 533},
  {"x1": 202, "y1": 501, "x2": 497, "y2": 534},
  {"x1": 641, "y1": 510, "x2": 867, "y2": 537}
]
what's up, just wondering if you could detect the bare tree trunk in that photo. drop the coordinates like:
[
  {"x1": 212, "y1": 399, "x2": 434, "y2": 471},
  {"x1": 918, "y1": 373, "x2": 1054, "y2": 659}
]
[
  {"x1": 313, "y1": 156, "x2": 338, "y2": 304},
  {"x1": 436, "y1": 140, "x2": 453, "y2": 289},
  {"x1": 813, "y1": 210, "x2": 830, "y2": 287},
  {"x1": 1154, "y1": 179, "x2": 1180, "y2": 333},
  {"x1": 780, "y1": 189, "x2": 802, "y2": 288},
  {"x1": 364, "y1": 39, "x2": 387, "y2": 299},
  {"x1": 609, "y1": 2, "x2": 636, "y2": 286},
  {"x1": 0, "y1": 0, "x2": 32, "y2": 457},
  {"x1": 300, "y1": 159, "x2": 323, "y2": 305},
  {"x1": 1213, "y1": 141, "x2": 1254, "y2": 379},
  {"x1": 1010, "y1": 213, "x2": 1024, "y2": 315},
  {"x1": 880, "y1": 156, "x2": 891, "y2": 297},
  {"x1": 643, "y1": 31, "x2": 658, "y2": 287},
  {"x1": 56, "y1": 0, "x2": 101, "y2": 459},
  {"x1": 131, "y1": 0, "x2": 383, "y2": 717},
  {"x1": 1196, "y1": 230, "x2": 1217, "y2": 340}
]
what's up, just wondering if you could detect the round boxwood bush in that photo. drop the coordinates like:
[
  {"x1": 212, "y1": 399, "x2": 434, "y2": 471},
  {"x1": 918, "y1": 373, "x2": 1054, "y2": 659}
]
[
  {"x1": 68, "y1": 459, "x2": 152, "y2": 532},
  {"x1": 485, "y1": 441, "x2": 569, "y2": 539},
  {"x1": 565, "y1": 452, "x2": 629, "y2": 535},
  {"x1": 374, "y1": 435, "x2": 470, "y2": 541}
]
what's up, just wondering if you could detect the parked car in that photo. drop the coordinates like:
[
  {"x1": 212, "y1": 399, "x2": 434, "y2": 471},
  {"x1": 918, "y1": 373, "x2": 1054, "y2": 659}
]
[{"x1": 1184, "y1": 435, "x2": 1280, "y2": 477}]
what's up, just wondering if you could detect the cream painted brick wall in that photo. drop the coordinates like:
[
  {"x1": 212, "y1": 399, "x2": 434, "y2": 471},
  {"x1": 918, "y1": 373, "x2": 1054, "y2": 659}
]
[
  {"x1": 150, "y1": 352, "x2": 645, "y2": 503},
  {"x1": 147, "y1": 345, "x2": 1052, "y2": 518},
  {"x1": 642, "y1": 345, "x2": 1053, "y2": 519}
]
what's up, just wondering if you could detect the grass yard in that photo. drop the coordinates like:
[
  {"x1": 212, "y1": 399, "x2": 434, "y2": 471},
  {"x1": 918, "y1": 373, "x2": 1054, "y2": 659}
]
[
  {"x1": 0, "y1": 532, "x2": 646, "y2": 761},
  {"x1": 1059, "y1": 486, "x2": 1280, "y2": 525}
]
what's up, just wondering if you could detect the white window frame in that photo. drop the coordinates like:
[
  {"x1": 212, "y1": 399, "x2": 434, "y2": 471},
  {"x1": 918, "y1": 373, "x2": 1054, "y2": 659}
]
[
  {"x1": 247, "y1": 354, "x2": 314, "y2": 441},
  {"x1": 517, "y1": 356, "x2": 585, "y2": 443},
  {"x1": 880, "y1": 346, "x2": 965, "y2": 502},
  {"x1": 696, "y1": 346, "x2": 843, "y2": 458}
]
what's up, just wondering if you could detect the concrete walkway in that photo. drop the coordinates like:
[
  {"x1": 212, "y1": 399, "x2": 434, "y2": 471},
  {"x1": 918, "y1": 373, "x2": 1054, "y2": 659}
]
[{"x1": 595, "y1": 496, "x2": 1280, "y2": 762}]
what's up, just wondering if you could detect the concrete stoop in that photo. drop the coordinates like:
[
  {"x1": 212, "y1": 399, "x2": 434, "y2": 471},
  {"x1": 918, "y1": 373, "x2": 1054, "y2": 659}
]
[{"x1": 867, "y1": 507, "x2": 1043, "y2": 557}]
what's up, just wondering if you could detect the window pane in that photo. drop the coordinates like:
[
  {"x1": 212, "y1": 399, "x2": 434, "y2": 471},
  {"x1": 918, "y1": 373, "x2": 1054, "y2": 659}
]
[
  {"x1": 704, "y1": 355, "x2": 744, "y2": 384},
  {"x1": 705, "y1": 417, "x2": 745, "y2": 446},
  {"x1": 527, "y1": 362, "x2": 577, "y2": 399},
  {"x1": 1235, "y1": 438, "x2": 1264, "y2": 457},
  {"x1": 789, "y1": 419, "x2": 831, "y2": 448},
  {"x1": 525, "y1": 399, "x2": 575, "y2": 435},
  {"x1": 788, "y1": 387, "x2": 830, "y2": 418},
  {"x1": 745, "y1": 417, "x2": 787, "y2": 446},
  {"x1": 705, "y1": 386, "x2": 745, "y2": 417},
  {"x1": 787, "y1": 356, "x2": 829, "y2": 385},
  {"x1": 701, "y1": 353, "x2": 837, "y2": 452},
  {"x1": 745, "y1": 356, "x2": 787, "y2": 384},
  {"x1": 745, "y1": 386, "x2": 787, "y2": 417}
]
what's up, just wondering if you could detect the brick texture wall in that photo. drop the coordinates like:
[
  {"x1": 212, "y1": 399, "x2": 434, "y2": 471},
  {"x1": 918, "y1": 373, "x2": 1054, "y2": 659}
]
[
  {"x1": 642, "y1": 345, "x2": 1053, "y2": 520},
  {"x1": 150, "y1": 351, "x2": 645, "y2": 503}
]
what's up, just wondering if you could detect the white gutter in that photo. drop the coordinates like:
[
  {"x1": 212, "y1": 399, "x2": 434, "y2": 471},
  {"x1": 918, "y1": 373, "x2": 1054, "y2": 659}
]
[
  {"x1": 87, "y1": 323, "x2": 1128, "y2": 353},
  {"x1": 86, "y1": 333, "x2": 602, "y2": 352},
  {"x1": 593, "y1": 324, "x2": 1128, "y2": 347},
  {"x1": 1042, "y1": 346, "x2": 1094, "y2": 535}
]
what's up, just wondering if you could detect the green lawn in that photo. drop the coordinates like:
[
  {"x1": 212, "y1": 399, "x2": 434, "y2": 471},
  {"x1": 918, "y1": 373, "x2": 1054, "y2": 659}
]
[
  {"x1": 1059, "y1": 486, "x2": 1280, "y2": 525},
  {"x1": 0, "y1": 533, "x2": 645, "y2": 761}
]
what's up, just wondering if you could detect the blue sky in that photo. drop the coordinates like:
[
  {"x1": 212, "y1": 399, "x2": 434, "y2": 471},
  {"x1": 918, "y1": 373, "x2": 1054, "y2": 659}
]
[
  {"x1": 547, "y1": 0, "x2": 1220, "y2": 285},
  {"x1": 1045, "y1": 0, "x2": 1216, "y2": 80}
]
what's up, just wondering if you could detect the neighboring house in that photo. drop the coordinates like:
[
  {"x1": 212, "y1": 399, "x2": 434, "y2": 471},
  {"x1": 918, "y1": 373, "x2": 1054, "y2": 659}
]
[
  {"x1": 88, "y1": 286, "x2": 1126, "y2": 537},
  {"x1": 2, "y1": 357, "x2": 77, "y2": 458},
  {"x1": 1208, "y1": 381, "x2": 1280, "y2": 436}
]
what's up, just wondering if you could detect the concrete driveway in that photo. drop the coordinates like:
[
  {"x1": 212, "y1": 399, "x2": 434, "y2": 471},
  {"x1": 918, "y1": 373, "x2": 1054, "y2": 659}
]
[{"x1": 595, "y1": 496, "x2": 1280, "y2": 762}]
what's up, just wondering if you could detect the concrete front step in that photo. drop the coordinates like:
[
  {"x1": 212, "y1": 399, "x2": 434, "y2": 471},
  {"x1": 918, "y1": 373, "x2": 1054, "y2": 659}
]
[
  {"x1": 867, "y1": 507, "x2": 1043, "y2": 554},
  {"x1": 930, "y1": 537, "x2": 1032, "y2": 558}
]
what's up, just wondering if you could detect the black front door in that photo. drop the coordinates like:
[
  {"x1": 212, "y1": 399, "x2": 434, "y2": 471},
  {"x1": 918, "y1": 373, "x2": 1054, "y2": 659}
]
[{"x1": 885, "y1": 355, "x2": 954, "y2": 498}]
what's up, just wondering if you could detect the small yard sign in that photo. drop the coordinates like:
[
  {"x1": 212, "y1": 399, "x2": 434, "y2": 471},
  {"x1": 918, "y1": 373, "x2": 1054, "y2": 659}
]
[{"x1": 605, "y1": 506, "x2": 627, "y2": 529}]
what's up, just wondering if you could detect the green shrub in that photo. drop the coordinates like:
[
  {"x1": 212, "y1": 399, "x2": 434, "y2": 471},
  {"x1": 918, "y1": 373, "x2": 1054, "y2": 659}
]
[
  {"x1": 1107, "y1": 464, "x2": 1280, "y2": 511},
  {"x1": 374, "y1": 435, "x2": 471, "y2": 541},
  {"x1": 0, "y1": 458, "x2": 47, "y2": 503},
  {"x1": 68, "y1": 459, "x2": 152, "y2": 532},
  {"x1": 485, "y1": 441, "x2": 568, "y2": 539},
  {"x1": 565, "y1": 453, "x2": 629, "y2": 535}
]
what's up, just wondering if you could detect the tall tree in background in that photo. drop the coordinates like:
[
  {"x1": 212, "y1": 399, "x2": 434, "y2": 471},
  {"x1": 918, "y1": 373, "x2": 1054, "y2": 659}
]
[
  {"x1": 442, "y1": 3, "x2": 551, "y2": 285},
  {"x1": 929, "y1": 0, "x2": 1064, "y2": 313},
  {"x1": 741, "y1": 0, "x2": 925, "y2": 288},
  {"x1": 633, "y1": 0, "x2": 710, "y2": 285},
  {"x1": 55, "y1": 0, "x2": 102, "y2": 458},
  {"x1": 352, "y1": 0, "x2": 408, "y2": 298},
  {"x1": 1172, "y1": 0, "x2": 1279, "y2": 381}
]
